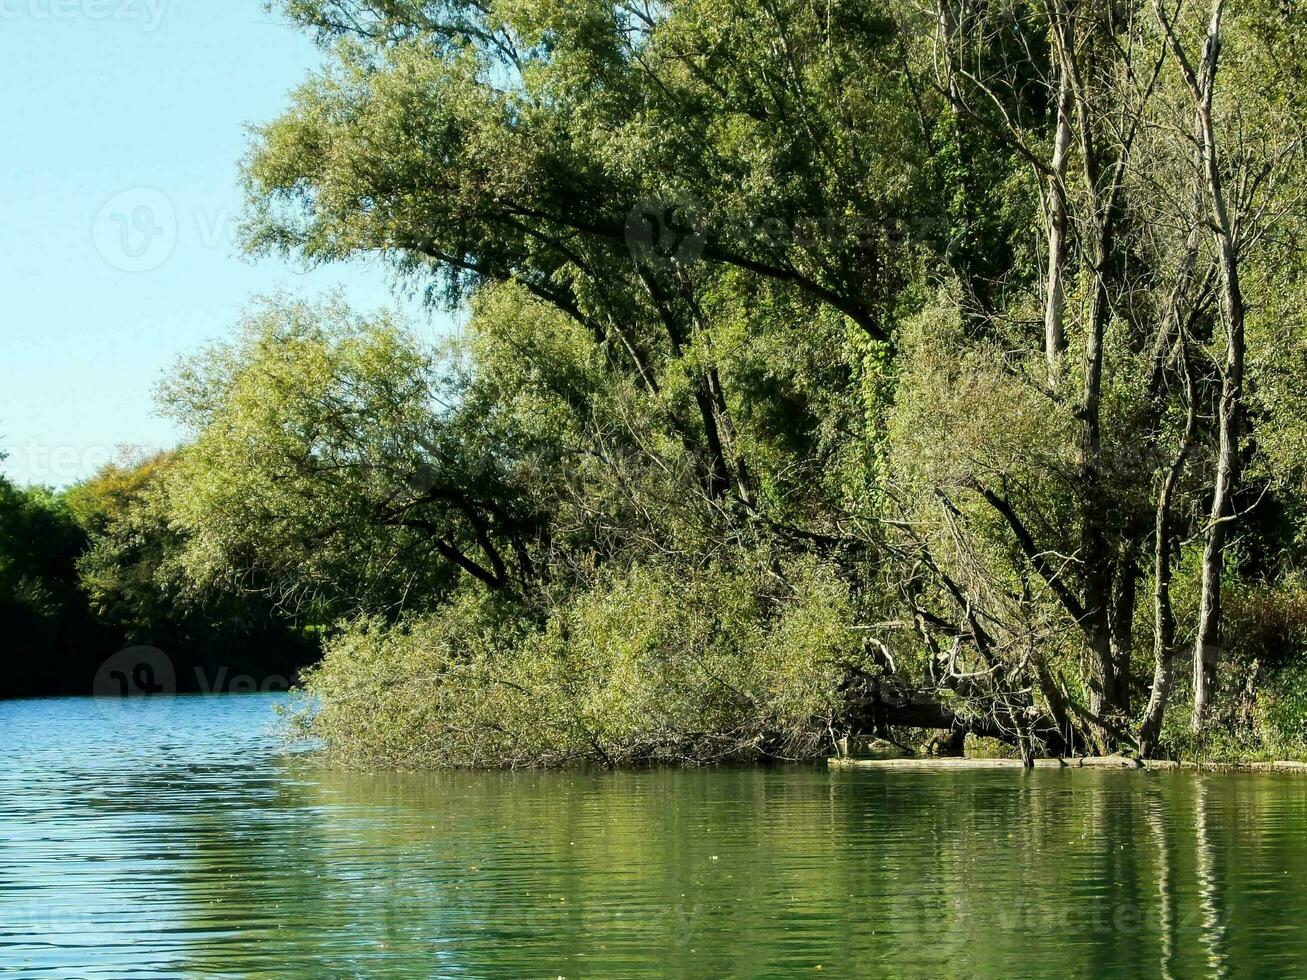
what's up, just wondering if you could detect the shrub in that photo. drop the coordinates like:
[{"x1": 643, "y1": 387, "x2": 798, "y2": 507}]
[
  {"x1": 294, "y1": 558, "x2": 864, "y2": 768},
  {"x1": 1255, "y1": 662, "x2": 1307, "y2": 758}
]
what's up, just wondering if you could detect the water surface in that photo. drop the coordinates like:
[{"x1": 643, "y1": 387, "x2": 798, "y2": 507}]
[{"x1": 2, "y1": 695, "x2": 1306, "y2": 977}]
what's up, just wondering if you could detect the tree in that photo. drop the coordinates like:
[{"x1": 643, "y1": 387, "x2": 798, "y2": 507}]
[
  {"x1": 68, "y1": 449, "x2": 318, "y2": 691},
  {"x1": 146, "y1": 0, "x2": 1307, "y2": 763},
  {"x1": 159, "y1": 294, "x2": 544, "y2": 619},
  {"x1": 0, "y1": 472, "x2": 110, "y2": 696}
]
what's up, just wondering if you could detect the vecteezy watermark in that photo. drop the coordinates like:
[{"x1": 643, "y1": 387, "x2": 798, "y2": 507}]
[
  {"x1": 193, "y1": 666, "x2": 292, "y2": 695},
  {"x1": 625, "y1": 193, "x2": 709, "y2": 271},
  {"x1": 0, "y1": 0, "x2": 168, "y2": 31},
  {"x1": 93, "y1": 645, "x2": 176, "y2": 698},
  {"x1": 3, "y1": 440, "x2": 118, "y2": 485},
  {"x1": 91, "y1": 645, "x2": 292, "y2": 719},
  {"x1": 92, "y1": 187, "x2": 177, "y2": 273},
  {"x1": 91, "y1": 186, "x2": 247, "y2": 273}
]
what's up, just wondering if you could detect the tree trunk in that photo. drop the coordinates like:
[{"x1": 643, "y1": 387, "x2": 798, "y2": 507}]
[
  {"x1": 850, "y1": 674, "x2": 1082, "y2": 758},
  {"x1": 1192, "y1": 379, "x2": 1240, "y2": 732},
  {"x1": 1044, "y1": 65, "x2": 1073, "y2": 385},
  {"x1": 1073, "y1": 70, "x2": 1120, "y2": 725},
  {"x1": 1139, "y1": 347, "x2": 1199, "y2": 756},
  {"x1": 1076, "y1": 192, "x2": 1121, "y2": 722},
  {"x1": 1109, "y1": 551, "x2": 1138, "y2": 714},
  {"x1": 1182, "y1": 2, "x2": 1244, "y2": 734}
]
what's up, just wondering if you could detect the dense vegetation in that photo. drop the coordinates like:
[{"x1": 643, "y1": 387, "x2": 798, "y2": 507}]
[
  {"x1": 10, "y1": 0, "x2": 1307, "y2": 765},
  {"x1": 0, "y1": 466, "x2": 111, "y2": 695},
  {"x1": 0, "y1": 449, "x2": 312, "y2": 697}
]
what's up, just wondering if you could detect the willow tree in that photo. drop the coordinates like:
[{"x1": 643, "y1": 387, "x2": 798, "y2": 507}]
[
  {"x1": 241, "y1": 0, "x2": 970, "y2": 728},
  {"x1": 172, "y1": 0, "x2": 1307, "y2": 763}
]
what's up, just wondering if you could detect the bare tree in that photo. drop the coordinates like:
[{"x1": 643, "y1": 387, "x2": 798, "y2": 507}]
[{"x1": 1154, "y1": 0, "x2": 1245, "y2": 731}]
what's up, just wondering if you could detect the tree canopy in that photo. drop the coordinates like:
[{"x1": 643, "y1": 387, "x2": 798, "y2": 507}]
[
  {"x1": 12, "y1": 0, "x2": 1307, "y2": 765},
  {"x1": 216, "y1": 0, "x2": 1307, "y2": 764}
]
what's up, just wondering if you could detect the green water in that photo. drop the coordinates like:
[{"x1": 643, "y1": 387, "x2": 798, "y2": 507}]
[{"x1": 3, "y1": 695, "x2": 1307, "y2": 977}]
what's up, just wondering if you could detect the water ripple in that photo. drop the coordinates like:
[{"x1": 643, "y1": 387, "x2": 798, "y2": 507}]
[{"x1": 4, "y1": 696, "x2": 1307, "y2": 977}]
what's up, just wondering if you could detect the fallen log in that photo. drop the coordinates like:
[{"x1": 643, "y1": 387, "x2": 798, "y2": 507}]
[{"x1": 845, "y1": 676, "x2": 1085, "y2": 758}]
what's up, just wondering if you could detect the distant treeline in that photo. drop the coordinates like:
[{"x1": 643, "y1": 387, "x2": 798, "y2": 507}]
[{"x1": 0, "y1": 453, "x2": 314, "y2": 698}]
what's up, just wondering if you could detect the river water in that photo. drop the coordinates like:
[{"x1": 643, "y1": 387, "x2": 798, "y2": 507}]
[{"x1": 2, "y1": 694, "x2": 1306, "y2": 977}]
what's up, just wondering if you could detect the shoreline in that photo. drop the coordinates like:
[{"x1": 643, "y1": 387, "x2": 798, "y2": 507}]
[{"x1": 829, "y1": 755, "x2": 1307, "y2": 773}]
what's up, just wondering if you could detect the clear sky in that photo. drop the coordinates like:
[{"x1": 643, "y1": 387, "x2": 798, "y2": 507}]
[{"x1": 0, "y1": 0, "x2": 449, "y2": 487}]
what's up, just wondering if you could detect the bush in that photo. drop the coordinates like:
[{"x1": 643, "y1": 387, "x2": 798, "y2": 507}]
[
  {"x1": 295, "y1": 558, "x2": 865, "y2": 768},
  {"x1": 1147, "y1": 577, "x2": 1307, "y2": 762},
  {"x1": 1255, "y1": 662, "x2": 1307, "y2": 758}
]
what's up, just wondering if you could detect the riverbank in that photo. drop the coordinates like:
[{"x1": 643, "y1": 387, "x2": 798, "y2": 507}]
[{"x1": 829, "y1": 755, "x2": 1307, "y2": 773}]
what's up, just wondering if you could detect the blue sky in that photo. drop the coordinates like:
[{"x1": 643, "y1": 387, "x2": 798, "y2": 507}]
[{"x1": 0, "y1": 0, "x2": 449, "y2": 486}]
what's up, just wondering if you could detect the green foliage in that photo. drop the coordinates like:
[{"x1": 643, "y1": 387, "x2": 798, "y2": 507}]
[
  {"x1": 0, "y1": 442, "x2": 314, "y2": 697},
  {"x1": 70, "y1": 451, "x2": 312, "y2": 673},
  {"x1": 298, "y1": 555, "x2": 862, "y2": 767},
  {"x1": 221, "y1": 0, "x2": 1307, "y2": 764},
  {"x1": 1256, "y1": 662, "x2": 1307, "y2": 758},
  {"x1": 18, "y1": 0, "x2": 1306, "y2": 766},
  {"x1": 0, "y1": 475, "x2": 110, "y2": 696},
  {"x1": 0, "y1": 482, "x2": 82, "y2": 599},
  {"x1": 159, "y1": 293, "x2": 539, "y2": 617},
  {"x1": 68, "y1": 452, "x2": 186, "y2": 629}
]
